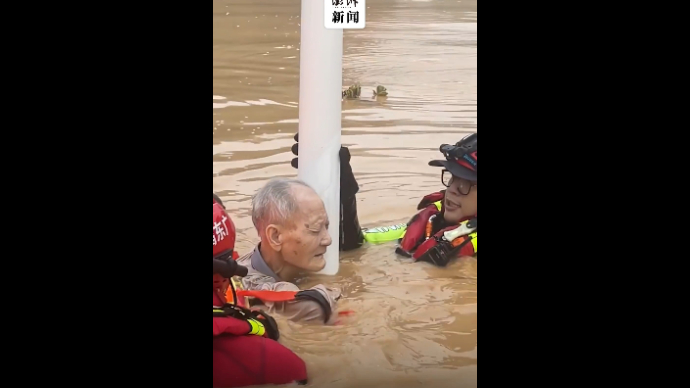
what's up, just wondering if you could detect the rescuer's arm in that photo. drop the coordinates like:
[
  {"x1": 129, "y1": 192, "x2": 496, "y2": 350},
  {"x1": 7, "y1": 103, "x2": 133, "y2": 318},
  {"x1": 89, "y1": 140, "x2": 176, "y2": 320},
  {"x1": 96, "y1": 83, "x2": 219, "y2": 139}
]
[
  {"x1": 246, "y1": 278, "x2": 341, "y2": 325},
  {"x1": 337, "y1": 146, "x2": 364, "y2": 251},
  {"x1": 213, "y1": 316, "x2": 245, "y2": 337},
  {"x1": 290, "y1": 133, "x2": 364, "y2": 251}
]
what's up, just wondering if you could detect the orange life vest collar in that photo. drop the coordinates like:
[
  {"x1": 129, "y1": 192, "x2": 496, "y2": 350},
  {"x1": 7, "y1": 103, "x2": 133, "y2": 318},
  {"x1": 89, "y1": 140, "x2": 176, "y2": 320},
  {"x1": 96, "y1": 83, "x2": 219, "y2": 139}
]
[{"x1": 397, "y1": 191, "x2": 477, "y2": 264}]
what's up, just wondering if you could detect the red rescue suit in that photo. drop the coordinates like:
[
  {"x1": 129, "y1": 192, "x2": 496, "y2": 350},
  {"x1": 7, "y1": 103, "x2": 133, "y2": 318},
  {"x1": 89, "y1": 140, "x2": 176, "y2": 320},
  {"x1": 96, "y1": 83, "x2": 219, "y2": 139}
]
[
  {"x1": 397, "y1": 191, "x2": 477, "y2": 266},
  {"x1": 213, "y1": 288, "x2": 308, "y2": 387}
]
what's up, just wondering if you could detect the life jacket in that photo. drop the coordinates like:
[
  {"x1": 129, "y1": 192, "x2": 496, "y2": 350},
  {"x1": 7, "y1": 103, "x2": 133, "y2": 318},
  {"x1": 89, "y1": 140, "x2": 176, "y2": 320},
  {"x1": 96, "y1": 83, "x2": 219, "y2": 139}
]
[
  {"x1": 220, "y1": 272, "x2": 355, "y2": 324},
  {"x1": 214, "y1": 250, "x2": 352, "y2": 324},
  {"x1": 213, "y1": 336, "x2": 308, "y2": 387},
  {"x1": 226, "y1": 280, "x2": 339, "y2": 324},
  {"x1": 213, "y1": 251, "x2": 244, "y2": 306},
  {"x1": 213, "y1": 301, "x2": 280, "y2": 340},
  {"x1": 396, "y1": 191, "x2": 477, "y2": 266},
  {"x1": 212, "y1": 293, "x2": 308, "y2": 387}
]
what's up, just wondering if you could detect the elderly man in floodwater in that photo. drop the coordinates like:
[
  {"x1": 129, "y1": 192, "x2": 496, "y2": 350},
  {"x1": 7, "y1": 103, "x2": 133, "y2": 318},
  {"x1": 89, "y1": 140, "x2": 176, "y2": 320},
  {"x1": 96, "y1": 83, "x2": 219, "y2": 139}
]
[{"x1": 235, "y1": 177, "x2": 342, "y2": 325}]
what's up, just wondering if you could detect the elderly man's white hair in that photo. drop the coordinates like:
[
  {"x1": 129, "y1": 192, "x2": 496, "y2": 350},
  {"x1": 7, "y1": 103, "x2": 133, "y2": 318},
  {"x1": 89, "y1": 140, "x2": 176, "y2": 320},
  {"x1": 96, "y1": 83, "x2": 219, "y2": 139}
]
[{"x1": 252, "y1": 177, "x2": 314, "y2": 235}]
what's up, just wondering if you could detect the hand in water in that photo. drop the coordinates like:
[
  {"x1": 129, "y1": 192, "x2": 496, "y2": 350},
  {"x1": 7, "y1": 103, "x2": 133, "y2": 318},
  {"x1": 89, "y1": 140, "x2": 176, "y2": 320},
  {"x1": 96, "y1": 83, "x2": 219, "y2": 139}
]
[{"x1": 334, "y1": 310, "x2": 356, "y2": 325}]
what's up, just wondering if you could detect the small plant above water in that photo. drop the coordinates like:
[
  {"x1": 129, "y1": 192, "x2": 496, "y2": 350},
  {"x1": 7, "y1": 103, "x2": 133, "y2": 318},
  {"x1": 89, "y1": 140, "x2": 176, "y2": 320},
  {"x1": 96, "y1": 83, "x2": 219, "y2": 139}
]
[
  {"x1": 342, "y1": 83, "x2": 388, "y2": 100},
  {"x1": 342, "y1": 83, "x2": 362, "y2": 99},
  {"x1": 373, "y1": 85, "x2": 388, "y2": 97}
]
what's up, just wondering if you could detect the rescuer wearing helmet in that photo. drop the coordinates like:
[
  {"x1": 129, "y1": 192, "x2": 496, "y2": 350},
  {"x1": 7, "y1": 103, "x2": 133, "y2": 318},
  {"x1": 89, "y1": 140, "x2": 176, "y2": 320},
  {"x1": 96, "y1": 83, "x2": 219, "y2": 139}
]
[
  {"x1": 289, "y1": 132, "x2": 477, "y2": 267},
  {"x1": 212, "y1": 197, "x2": 309, "y2": 387}
]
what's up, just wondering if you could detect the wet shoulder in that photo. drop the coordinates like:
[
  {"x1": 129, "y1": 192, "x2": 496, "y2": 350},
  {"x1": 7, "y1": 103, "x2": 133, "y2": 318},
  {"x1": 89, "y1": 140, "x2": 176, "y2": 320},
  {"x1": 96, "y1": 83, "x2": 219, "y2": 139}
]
[
  {"x1": 236, "y1": 251, "x2": 252, "y2": 267},
  {"x1": 235, "y1": 251, "x2": 281, "y2": 290}
]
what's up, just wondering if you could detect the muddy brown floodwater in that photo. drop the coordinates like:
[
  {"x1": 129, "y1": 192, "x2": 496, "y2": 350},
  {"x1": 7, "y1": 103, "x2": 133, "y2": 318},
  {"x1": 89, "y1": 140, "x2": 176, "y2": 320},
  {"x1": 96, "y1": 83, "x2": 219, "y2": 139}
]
[{"x1": 213, "y1": 0, "x2": 477, "y2": 386}]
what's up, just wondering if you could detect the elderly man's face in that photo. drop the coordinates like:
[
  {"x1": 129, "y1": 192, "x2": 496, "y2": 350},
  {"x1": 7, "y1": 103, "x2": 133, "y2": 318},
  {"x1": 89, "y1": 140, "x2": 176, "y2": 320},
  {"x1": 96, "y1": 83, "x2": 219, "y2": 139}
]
[{"x1": 279, "y1": 186, "x2": 332, "y2": 272}]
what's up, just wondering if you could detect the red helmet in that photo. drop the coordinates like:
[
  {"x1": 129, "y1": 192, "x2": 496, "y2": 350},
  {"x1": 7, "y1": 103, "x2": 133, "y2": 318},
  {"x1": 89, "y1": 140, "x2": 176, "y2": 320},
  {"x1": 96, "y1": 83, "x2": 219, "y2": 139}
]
[{"x1": 213, "y1": 198, "x2": 236, "y2": 260}]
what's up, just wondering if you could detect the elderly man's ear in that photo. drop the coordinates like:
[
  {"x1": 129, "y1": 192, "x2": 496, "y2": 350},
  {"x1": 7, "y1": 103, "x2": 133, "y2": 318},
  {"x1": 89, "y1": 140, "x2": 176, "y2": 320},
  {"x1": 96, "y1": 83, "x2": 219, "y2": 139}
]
[{"x1": 265, "y1": 224, "x2": 284, "y2": 251}]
